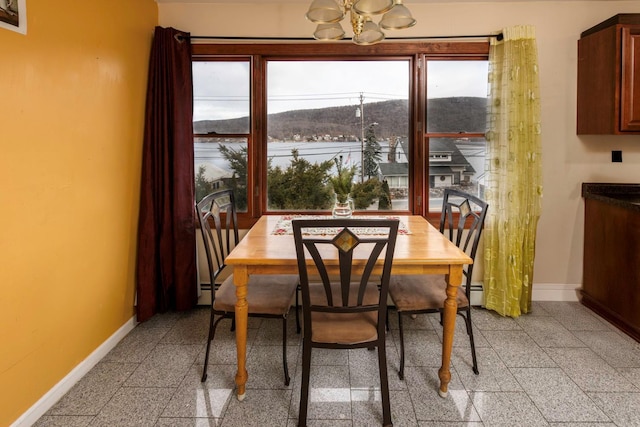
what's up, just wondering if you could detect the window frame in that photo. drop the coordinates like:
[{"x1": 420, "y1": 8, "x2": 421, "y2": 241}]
[{"x1": 192, "y1": 42, "x2": 489, "y2": 229}]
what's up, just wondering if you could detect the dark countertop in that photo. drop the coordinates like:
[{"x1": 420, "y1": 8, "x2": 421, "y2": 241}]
[{"x1": 582, "y1": 183, "x2": 640, "y2": 212}]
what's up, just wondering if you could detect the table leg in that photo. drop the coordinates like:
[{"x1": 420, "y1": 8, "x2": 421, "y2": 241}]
[
  {"x1": 438, "y1": 266, "x2": 463, "y2": 398},
  {"x1": 234, "y1": 265, "x2": 249, "y2": 400}
]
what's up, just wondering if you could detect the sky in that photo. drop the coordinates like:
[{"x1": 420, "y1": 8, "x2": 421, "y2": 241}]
[{"x1": 192, "y1": 59, "x2": 488, "y2": 122}]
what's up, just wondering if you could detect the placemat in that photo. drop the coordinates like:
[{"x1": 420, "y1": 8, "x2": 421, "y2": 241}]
[{"x1": 272, "y1": 215, "x2": 411, "y2": 235}]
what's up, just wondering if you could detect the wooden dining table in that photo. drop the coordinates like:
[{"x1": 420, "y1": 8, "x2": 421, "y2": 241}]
[{"x1": 225, "y1": 214, "x2": 472, "y2": 400}]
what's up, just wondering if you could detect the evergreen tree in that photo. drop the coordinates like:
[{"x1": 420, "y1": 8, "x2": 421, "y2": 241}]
[
  {"x1": 218, "y1": 143, "x2": 248, "y2": 211},
  {"x1": 267, "y1": 149, "x2": 334, "y2": 210},
  {"x1": 195, "y1": 165, "x2": 215, "y2": 203},
  {"x1": 351, "y1": 178, "x2": 381, "y2": 210},
  {"x1": 214, "y1": 145, "x2": 381, "y2": 212},
  {"x1": 378, "y1": 179, "x2": 392, "y2": 210},
  {"x1": 363, "y1": 124, "x2": 382, "y2": 179}
]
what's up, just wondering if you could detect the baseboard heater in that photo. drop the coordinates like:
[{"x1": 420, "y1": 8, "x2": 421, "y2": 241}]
[{"x1": 198, "y1": 283, "x2": 486, "y2": 307}]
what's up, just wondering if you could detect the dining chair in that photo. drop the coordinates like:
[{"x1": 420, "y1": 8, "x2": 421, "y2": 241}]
[
  {"x1": 389, "y1": 188, "x2": 488, "y2": 378},
  {"x1": 292, "y1": 218, "x2": 399, "y2": 427},
  {"x1": 196, "y1": 189, "x2": 300, "y2": 385}
]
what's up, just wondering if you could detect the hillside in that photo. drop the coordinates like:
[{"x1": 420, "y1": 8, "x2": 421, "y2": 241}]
[{"x1": 193, "y1": 97, "x2": 486, "y2": 140}]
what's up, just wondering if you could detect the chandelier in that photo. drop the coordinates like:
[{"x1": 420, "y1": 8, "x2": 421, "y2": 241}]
[{"x1": 306, "y1": 0, "x2": 416, "y2": 45}]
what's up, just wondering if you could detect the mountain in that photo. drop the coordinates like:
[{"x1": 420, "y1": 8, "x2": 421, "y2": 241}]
[
  {"x1": 193, "y1": 97, "x2": 486, "y2": 140},
  {"x1": 427, "y1": 97, "x2": 487, "y2": 133}
]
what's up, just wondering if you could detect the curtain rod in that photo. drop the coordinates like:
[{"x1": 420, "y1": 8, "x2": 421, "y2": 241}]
[{"x1": 179, "y1": 33, "x2": 503, "y2": 42}]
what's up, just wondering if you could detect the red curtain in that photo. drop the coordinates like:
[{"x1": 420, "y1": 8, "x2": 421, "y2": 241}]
[{"x1": 136, "y1": 27, "x2": 197, "y2": 322}]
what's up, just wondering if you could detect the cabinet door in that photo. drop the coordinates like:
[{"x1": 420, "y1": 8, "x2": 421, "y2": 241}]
[{"x1": 621, "y1": 27, "x2": 640, "y2": 131}]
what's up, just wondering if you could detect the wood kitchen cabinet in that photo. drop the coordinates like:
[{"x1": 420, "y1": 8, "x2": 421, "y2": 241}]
[
  {"x1": 577, "y1": 14, "x2": 640, "y2": 134},
  {"x1": 582, "y1": 183, "x2": 640, "y2": 342}
]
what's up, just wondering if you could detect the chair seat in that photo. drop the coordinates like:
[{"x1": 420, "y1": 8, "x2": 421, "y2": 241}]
[
  {"x1": 214, "y1": 274, "x2": 299, "y2": 315},
  {"x1": 389, "y1": 274, "x2": 469, "y2": 313},
  {"x1": 309, "y1": 283, "x2": 379, "y2": 345}
]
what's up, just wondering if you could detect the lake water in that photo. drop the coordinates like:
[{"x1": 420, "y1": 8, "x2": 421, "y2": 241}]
[{"x1": 195, "y1": 141, "x2": 367, "y2": 172}]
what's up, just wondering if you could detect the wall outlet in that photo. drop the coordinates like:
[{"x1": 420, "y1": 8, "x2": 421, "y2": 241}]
[{"x1": 612, "y1": 150, "x2": 622, "y2": 162}]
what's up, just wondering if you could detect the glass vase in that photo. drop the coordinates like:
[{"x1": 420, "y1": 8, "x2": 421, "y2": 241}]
[{"x1": 332, "y1": 196, "x2": 354, "y2": 218}]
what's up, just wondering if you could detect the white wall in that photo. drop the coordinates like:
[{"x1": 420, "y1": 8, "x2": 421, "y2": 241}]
[{"x1": 159, "y1": 1, "x2": 640, "y2": 296}]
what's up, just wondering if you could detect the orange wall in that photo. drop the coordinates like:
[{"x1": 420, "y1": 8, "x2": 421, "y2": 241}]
[{"x1": 0, "y1": 1, "x2": 157, "y2": 424}]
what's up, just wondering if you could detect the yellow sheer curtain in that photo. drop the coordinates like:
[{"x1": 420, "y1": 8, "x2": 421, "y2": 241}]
[{"x1": 483, "y1": 26, "x2": 542, "y2": 317}]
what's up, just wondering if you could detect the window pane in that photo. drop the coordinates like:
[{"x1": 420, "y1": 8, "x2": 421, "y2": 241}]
[
  {"x1": 428, "y1": 137, "x2": 486, "y2": 212},
  {"x1": 427, "y1": 60, "x2": 488, "y2": 213},
  {"x1": 194, "y1": 137, "x2": 248, "y2": 212},
  {"x1": 193, "y1": 61, "x2": 250, "y2": 134},
  {"x1": 266, "y1": 60, "x2": 410, "y2": 212},
  {"x1": 426, "y1": 61, "x2": 488, "y2": 133}
]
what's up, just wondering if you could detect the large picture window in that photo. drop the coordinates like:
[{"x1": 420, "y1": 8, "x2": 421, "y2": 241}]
[
  {"x1": 266, "y1": 60, "x2": 409, "y2": 212},
  {"x1": 192, "y1": 43, "x2": 489, "y2": 226}
]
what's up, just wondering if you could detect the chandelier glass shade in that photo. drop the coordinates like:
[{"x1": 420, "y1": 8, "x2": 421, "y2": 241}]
[
  {"x1": 354, "y1": 17, "x2": 385, "y2": 45},
  {"x1": 306, "y1": 0, "x2": 344, "y2": 23},
  {"x1": 379, "y1": 1, "x2": 417, "y2": 30},
  {"x1": 352, "y1": 0, "x2": 394, "y2": 15},
  {"x1": 313, "y1": 22, "x2": 346, "y2": 40},
  {"x1": 306, "y1": 0, "x2": 416, "y2": 45}
]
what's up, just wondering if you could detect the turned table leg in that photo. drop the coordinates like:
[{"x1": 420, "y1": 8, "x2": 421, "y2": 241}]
[
  {"x1": 438, "y1": 266, "x2": 463, "y2": 398},
  {"x1": 234, "y1": 265, "x2": 249, "y2": 400}
]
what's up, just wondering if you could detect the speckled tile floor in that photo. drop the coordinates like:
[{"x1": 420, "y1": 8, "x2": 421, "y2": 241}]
[{"x1": 34, "y1": 302, "x2": 640, "y2": 426}]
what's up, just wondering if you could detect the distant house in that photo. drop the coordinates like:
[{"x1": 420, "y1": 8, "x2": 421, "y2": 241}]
[
  {"x1": 196, "y1": 162, "x2": 234, "y2": 190},
  {"x1": 428, "y1": 139, "x2": 476, "y2": 188},
  {"x1": 379, "y1": 139, "x2": 475, "y2": 196},
  {"x1": 378, "y1": 162, "x2": 409, "y2": 197},
  {"x1": 387, "y1": 136, "x2": 408, "y2": 163}
]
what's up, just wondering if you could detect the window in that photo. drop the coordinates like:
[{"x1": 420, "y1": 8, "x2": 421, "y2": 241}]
[
  {"x1": 266, "y1": 60, "x2": 409, "y2": 212},
  {"x1": 192, "y1": 43, "x2": 489, "y2": 226},
  {"x1": 193, "y1": 60, "x2": 250, "y2": 211},
  {"x1": 426, "y1": 60, "x2": 489, "y2": 212}
]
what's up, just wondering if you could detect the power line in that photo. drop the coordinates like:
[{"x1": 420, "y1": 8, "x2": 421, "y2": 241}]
[{"x1": 194, "y1": 91, "x2": 407, "y2": 103}]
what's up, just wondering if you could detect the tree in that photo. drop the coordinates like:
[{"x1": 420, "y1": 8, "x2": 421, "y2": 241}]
[
  {"x1": 351, "y1": 177, "x2": 381, "y2": 210},
  {"x1": 267, "y1": 149, "x2": 334, "y2": 210},
  {"x1": 214, "y1": 145, "x2": 380, "y2": 212},
  {"x1": 363, "y1": 124, "x2": 382, "y2": 179},
  {"x1": 218, "y1": 143, "x2": 248, "y2": 211},
  {"x1": 378, "y1": 179, "x2": 392, "y2": 210},
  {"x1": 195, "y1": 165, "x2": 216, "y2": 203}
]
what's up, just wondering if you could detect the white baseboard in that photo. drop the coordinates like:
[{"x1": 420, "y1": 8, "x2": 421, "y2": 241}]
[
  {"x1": 471, "y1": 282, "x2": 580, "y2": 305},
  {"x1": 531, "y1": 283, "x2": 580, "y2": 302},
  {"x1": 469, "y1": 284, "x2": 484, "y2": 306},
  {"x1": 197, "y1": 287, "x2": 212, "y2": 306},
  {"x1": 11, "y1": 316, "x2": 138, "y2": 427}
]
